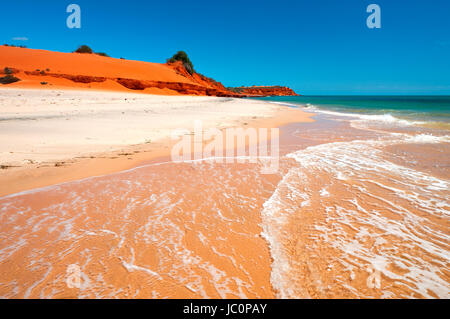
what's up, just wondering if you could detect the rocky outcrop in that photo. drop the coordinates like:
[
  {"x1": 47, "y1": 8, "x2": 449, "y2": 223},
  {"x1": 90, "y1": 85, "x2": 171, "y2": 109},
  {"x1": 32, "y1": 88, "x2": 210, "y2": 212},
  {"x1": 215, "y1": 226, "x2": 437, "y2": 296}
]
[
  {"x1": 166, "y1": 61, "x2": 242, "y2": 97},
  {"x1": 228, "y1": 86, "x2": 299, "y2": 97},
  {"x1": 18, "y1": 61, "x2": 243, "y2": 97},
  {"x1": 165, "y1": 62, "x2": 300, "y2": 97},
  {"x1": 24, "y1": 71, "x2": 107, "y2": 83},
  {"x1": 116, "y1": 78, "x2": 240, "y2": 97},
  {"x1": 18, "y1": 66, "x2": 299, "y2": 98}
]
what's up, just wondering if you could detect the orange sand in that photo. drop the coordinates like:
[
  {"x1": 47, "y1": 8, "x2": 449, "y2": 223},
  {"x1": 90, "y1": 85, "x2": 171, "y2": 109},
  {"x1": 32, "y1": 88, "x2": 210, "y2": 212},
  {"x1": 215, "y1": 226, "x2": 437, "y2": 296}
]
[{"x1": 0, "y1": 89, "x2": 314, "y2": 299}]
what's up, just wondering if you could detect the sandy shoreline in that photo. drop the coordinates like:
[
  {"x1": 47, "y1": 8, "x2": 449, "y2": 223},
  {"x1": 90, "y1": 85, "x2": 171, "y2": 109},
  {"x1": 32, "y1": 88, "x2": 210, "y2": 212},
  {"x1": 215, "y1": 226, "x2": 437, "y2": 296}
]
[
  {"x1": 0, "y1": 88, "x2": 314, "y2": 299},
  {"x1": 0, "y1": 88, "x2": 314, "y2": 197},
  {"x1": 0, "y1": 88, "x2": 448, "y2": 299}
]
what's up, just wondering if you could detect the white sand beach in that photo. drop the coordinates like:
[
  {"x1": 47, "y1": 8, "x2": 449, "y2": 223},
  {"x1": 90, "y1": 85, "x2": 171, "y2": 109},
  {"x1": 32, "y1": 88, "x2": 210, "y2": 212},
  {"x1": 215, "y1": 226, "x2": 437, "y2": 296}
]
[{"x1": 0, "y1": 88, "x2": 309, "y2": 166}]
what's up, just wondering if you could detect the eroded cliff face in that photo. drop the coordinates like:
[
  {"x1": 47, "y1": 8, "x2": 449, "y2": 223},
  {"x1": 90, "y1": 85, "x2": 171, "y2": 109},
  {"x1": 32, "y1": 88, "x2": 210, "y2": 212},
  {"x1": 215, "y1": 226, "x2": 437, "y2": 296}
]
[
  {"x1": 168, "y1": 62, "x2": 300, "y2": 97},
  {"x1": 164, "y1": 61, "x2": 242, "y2": 97},
  {"x1": 228, "y1": 86, "x2": 300, "y2": 97}
]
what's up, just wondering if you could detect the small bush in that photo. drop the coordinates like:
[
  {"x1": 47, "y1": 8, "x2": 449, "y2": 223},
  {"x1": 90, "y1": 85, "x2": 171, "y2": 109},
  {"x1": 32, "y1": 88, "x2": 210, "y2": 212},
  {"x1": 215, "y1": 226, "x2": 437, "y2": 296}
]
[
  {"x1": 4, "y1": 67, "x2": 13, "y2": 75},
  {"x1": 227, "y1": 87, "x2": 244, "y2": 94},
  {"x1": 2, "y1": 44, "x2": 26, "y2": 48},
  {"x1": 95, "y1": 52, "x2": 109, "y2": 57},
  {"x1": 74, "y1": 45, "x2": 93, "y2": 54},
  {"x1": 40, "y1": 82, "x2": 48, "y2": 85},
  {"x1": 167, "y1": 51, "x2": 195, "y2": 75},
  {"x1": 0, "y1": 75, "x2": 21, "y2": 85}
]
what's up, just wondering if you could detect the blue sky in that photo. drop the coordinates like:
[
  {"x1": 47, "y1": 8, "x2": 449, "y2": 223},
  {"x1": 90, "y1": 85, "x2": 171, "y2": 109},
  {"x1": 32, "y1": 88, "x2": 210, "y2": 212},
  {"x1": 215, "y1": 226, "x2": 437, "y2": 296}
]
[{"x1": 1, "y1": 0, "x2": 449, "y2": 95}]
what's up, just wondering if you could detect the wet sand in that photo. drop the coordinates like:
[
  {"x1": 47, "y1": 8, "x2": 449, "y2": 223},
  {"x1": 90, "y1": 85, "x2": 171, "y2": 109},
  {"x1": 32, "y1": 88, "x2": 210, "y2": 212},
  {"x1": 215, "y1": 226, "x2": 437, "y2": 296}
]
[
  {"x1": 0, "y1": 89, "x2": 314, "y2": 299},
  {"x1": 263, "y1": 117, "x2": 449, "y2": 298}
]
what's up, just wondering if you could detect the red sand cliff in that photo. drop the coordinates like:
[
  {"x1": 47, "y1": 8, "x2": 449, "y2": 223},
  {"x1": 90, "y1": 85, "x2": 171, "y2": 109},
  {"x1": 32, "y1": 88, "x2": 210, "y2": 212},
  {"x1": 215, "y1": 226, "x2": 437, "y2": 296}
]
[
  {"x1": 228, "y1": 85, "x2": 300, "y2": 97},
  {"x1": 0, "y1": 46, "x2": 298, "y2": 97}
]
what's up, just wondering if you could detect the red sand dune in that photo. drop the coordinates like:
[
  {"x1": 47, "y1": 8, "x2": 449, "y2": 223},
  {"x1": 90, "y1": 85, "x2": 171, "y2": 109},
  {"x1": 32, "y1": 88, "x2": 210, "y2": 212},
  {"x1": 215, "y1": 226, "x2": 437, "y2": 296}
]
[{"x1": 0, "y1": 46, "x2": 298, "y2": 97}]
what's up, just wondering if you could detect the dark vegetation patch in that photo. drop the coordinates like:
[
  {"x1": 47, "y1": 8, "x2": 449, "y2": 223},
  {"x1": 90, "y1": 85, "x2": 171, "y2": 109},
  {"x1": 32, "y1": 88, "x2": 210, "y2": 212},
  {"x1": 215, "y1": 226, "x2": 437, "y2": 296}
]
[
  {"x1": 74, "y1": 45, "x2": 93, "y2": 54},
  {"x1": 0, "y1": 75, "x2": 21, "y2": 84},
  {"x1": 167, "y1": 51, "x2": 195, "y2": 75},
  {"x1": 3, "y1": 44, "x2": 27, "y2": 48}
]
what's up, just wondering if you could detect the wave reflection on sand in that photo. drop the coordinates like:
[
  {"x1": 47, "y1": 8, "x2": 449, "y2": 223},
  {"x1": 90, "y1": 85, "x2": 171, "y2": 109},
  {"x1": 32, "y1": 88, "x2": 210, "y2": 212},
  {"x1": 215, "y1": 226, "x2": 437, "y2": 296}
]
[
  {"x1": 0, "y1": 159, "x2": 283, "y2": 298},
  {"x1": 0, "y1": 109, "x2": 449, "y2": 299}
]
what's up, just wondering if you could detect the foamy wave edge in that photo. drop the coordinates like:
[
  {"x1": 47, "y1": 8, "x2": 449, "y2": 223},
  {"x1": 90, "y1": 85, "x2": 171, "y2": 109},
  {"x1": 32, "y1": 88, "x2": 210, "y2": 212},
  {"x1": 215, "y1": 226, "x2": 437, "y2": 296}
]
[
  {"x1": 260, "y1": 129, "x2": 450, "y2": 298},
  {"x1": 305, "y1": 105, "x2": 427, "y2": 126}
]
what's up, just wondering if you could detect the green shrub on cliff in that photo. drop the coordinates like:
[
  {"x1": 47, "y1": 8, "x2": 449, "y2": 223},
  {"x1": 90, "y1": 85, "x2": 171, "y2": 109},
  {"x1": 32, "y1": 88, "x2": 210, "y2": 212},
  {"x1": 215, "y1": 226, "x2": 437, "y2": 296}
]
[
  {"x1": 74, "y1": 45, "x2": 93, "y2": 54},
  {"x1": 227, "y1": 87, "x2": 244, "y2": 94},
  {"x1": 3, "y1": 44, "x2": 27, "y2": 48},
  {"x1": 167, "y1": 51, "x2": 195, "y2": 75}
]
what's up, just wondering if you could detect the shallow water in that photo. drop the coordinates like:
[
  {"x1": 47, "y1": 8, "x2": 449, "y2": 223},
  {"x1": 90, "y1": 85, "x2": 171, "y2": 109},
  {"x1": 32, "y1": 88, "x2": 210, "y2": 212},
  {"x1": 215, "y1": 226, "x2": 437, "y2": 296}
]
[
  {"x1": 0, "y1": 160, "x2": 281, "y2": 298},
  {"x1": 263, "y1": 115, "x2": 449, "y2": 298},
  {"x1": 0, "y1": 108, "x2": 449, "y2": 299},
  {"x1": 256, "y1": 96, "x2": 450, "y2": 125}
]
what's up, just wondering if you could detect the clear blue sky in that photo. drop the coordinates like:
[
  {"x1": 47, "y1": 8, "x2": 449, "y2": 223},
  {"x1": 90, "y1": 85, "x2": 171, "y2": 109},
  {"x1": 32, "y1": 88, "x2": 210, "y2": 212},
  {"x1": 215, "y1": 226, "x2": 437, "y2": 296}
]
[{"x1": 1, "y1": 0, "x2": 449, "y2": 95}]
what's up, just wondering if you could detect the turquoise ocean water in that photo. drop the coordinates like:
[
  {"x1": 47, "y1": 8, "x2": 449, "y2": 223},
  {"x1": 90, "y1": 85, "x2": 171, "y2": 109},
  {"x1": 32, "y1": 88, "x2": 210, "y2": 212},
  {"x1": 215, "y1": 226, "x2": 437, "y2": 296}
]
[{"x1": 254, "y1": 96, "x2": 450, "y2": 126}]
